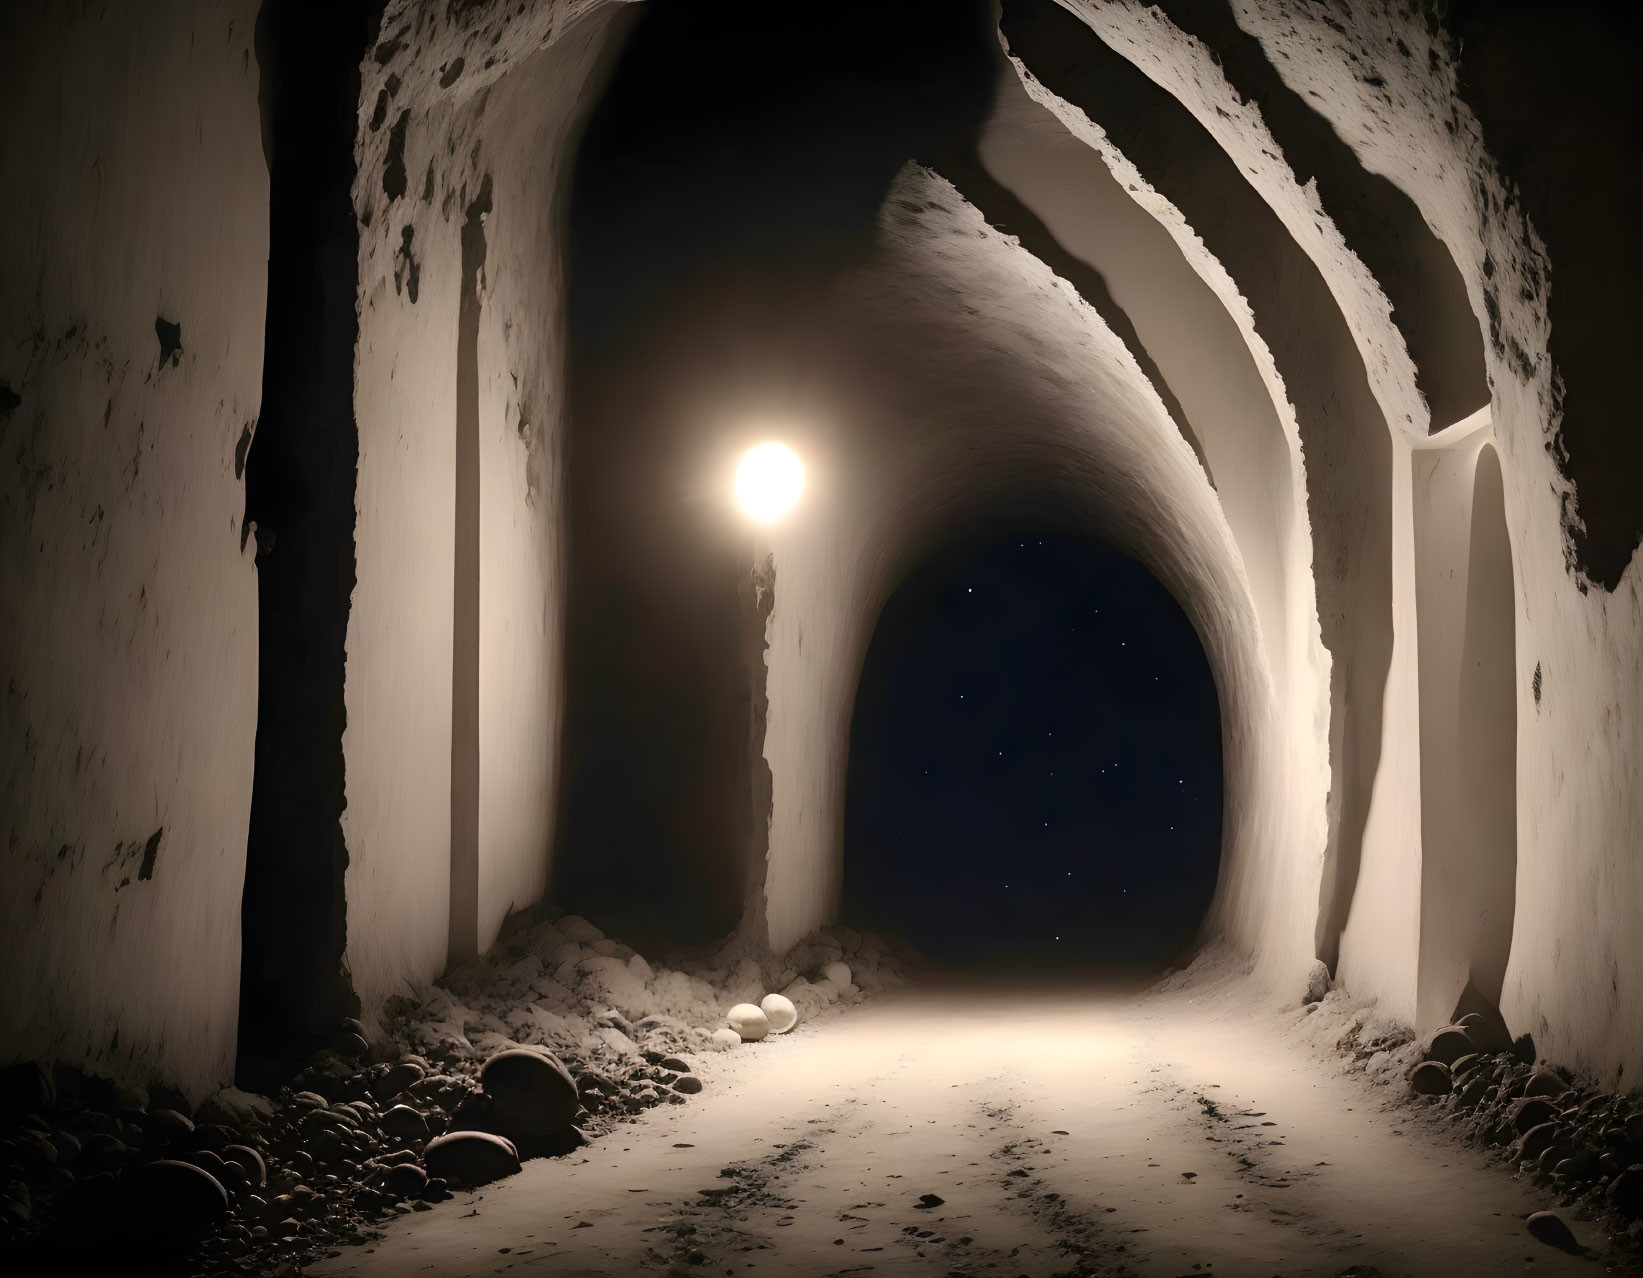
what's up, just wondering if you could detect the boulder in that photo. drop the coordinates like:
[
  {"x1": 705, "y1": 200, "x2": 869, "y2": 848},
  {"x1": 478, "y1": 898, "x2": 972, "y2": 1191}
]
[
  {"x1": 821, "y1": 960, "x2": 853, "y2": 991},
  {"x1": 198, "y1": 1087, "x2": 274, "y2": 1129},
  {"x1": 760, "y1": 993, "x2": 798, "y2": 1034},
  {"x1": 1518, "y1": 1121, "x2": 1564, "y2": 1163},
  {"x1": 727, "y1": 1004, "x2": 770, "y2": 1042},
  {"x1": 1512, "y1": 1097, "x2": 1558, "y2": 1135},
  {"x1": 221, "y1": 1144, "x2": 266, "y2": 1190},
  {"x1": 1301, "y1": 960, "x2": 1330, "y2": 1005},
  {"x1": 423, "y1": 1131, "x2": 520, "y2": 1187},
  {"x1": 673, "y1": 1075, "x2": 704, "y2": 1095},
  {"x1": 479, "y1": 1048, "x2": 579, "y2": 1144}
]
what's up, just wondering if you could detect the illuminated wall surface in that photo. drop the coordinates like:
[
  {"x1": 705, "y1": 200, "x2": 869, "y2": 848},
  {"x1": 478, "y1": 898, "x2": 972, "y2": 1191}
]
[{"x1": 1, "y1": 0, "x2": 1639, "y2": 1098}]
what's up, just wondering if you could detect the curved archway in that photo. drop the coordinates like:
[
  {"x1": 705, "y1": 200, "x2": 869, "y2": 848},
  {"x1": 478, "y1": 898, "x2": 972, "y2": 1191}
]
[{"x1": 841, "y1": 523, "x2": 1221, "y2": 975}]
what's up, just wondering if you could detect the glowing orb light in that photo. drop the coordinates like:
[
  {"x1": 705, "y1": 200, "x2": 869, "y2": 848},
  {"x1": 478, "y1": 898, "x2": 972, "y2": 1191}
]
[{"x1": 733, "y1": 441, "x2": 805, "y2": 524}]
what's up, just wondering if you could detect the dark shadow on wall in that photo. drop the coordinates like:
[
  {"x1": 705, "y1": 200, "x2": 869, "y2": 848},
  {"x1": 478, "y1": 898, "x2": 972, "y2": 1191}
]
[
  {"x1": 999, "y1": 0, "x2": 1394, "y2": 980},
  {"x1": 1444, "y1": 0, "x2": 1643, "y2": 591},
  {"x1": 841, "y1": 523, "x2": 1223, "y2": 975},
  {"x1": 1459, "y1": 445, "x2": 1518, "y2": 1008},
  {"x1": 238, "y1": 0, "x2": 383, "y2": 1089},
  {"x1": 553, "y1": 0, "x2": 999, "y2": 953},
  {"x1": 1149, "y1": 0, "x2": 1490, "y2": 433}
]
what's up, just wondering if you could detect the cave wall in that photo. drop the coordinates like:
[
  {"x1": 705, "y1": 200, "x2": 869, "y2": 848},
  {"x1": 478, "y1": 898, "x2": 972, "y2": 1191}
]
[
  {"x1": 343, "y1": 0, "x2": 627, "y2": 1016},
  {"x1": 0, "y1": 0, "x2": 266, "y2": 1097}
]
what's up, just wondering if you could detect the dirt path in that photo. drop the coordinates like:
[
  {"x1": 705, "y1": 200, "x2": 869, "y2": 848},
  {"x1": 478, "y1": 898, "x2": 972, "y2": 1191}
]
[{"x1": 314, "y1": 967, "x2": 1609, "y2": 1276}]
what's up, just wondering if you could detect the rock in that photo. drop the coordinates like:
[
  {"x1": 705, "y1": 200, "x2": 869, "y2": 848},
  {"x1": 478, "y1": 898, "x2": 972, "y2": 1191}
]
[
  {"x1": 915, "y1": 1193, "x2": 944, "y2": 1209},
  {"x1": 821, "y1": 960, "x2": 853, "y2": 991},
  {"x1": 1301, "y1": 960, "x2": 1330, "y2": 1005},
  {"x1": 1525, "y1": 1211, "x2": 1580, "y2": 1252},
  {"x1": 221, "y1": 1144, "x2": 266, "y2": 1189},
  {"x1": 1523, "y1": 1069, "x2": 1566, "y2": 1098},
  {"x1": 1423, "y1": 1026, "x2": 1475, "y2": 1066},
  {"x1": 371, "y1": 1061, "x2": 426, "y2": 1102},
  {"x1": 479, "y1": 1048, "x2": 579, "y2": 1143},
  {"x1": 1409, "y1": 1061, "x2": 1452, "y2": 1096},
  {"x1": 198, "y1": 1087, "x2": 274, "y2": 1128},
  {"x1": 124, "y1": 1159, "x2": 231, "y2": 1239},
  {"x1": 557, "y1": 915, "x2": 604, "y2": 944},
  {"x1": 147, "y1": 1108, "x2": 193, "y2": 1141},
  {"x1": 709, "y1": 1028, "x2": 742, "y2": 1052},
  {"x1": 383, "y1": 1162, "x2": 428, "y2": 1199},
  {"x1": 1518, "y1": 1121, "x2": 1563, "y2": 1163},
  {"x1": 0, "y1": 1061, "x2": 55, "y2": 1122},
  {"x1": 1512, "y1": 1097, "x2": 1558, "y2": 1135},
  {"x1": 381, "y1": 1105, "x2": 430, "y2": 1142},
  {"x1": 673, "y1": 1075, "x2": 703, "y2": 1095},
  {"x1": 423, "y1": 1131, "x2": 520, "y2": 1187},
  {"x1": 1609, "y1": 1168, "x2": 1643, "y2": 1217},
  {"x1": 760, "y1": 993, "x2": 798, "y2": 1034},
  {"x1": 727, "y1": 1004, "x2": 770, "y2": 1042},
  {"x1": 334, "y1": 1031, "x2": 370, "y2": 1059}
]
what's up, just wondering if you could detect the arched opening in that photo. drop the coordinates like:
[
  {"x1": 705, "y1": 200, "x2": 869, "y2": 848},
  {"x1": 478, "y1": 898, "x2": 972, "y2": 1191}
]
[{"x1": 841, "y1": 523, "x2": 1222, "y2": 977}]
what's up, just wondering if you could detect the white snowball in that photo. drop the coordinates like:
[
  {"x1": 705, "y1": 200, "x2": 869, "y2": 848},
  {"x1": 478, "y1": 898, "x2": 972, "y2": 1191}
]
[
  {"x1": 821, "y1": 960, "x2": 852, "y2": 991},
  {"x1": 709, "y1": 1027, "x2": 742, "y2": 1052},
  {"x1": 727, "y1": 1003, "x2": 770, "y2": 1042},
  {"x1": 759, "y1": 993, "x2": 798, "y2": 1034}
]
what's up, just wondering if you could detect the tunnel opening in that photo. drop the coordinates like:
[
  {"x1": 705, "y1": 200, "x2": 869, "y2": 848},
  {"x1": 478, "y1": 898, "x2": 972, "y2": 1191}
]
[{"x1": 841, "y1": 522, "x2": 1223, "y2": 980}]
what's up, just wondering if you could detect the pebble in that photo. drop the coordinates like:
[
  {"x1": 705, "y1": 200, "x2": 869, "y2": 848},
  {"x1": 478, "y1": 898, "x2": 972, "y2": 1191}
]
[
  {"x1": 709, "y1": 1028, "x2": 742, "y2": 1051},
  {"x1": 371, "y1": 1061, "x2": 426, "y2": 1102},
  {"x1": 727, "y1": 1004, "x2": 770, "y2": 1042},
  {"x1": 672, "y1": 1075, "x2": 704, "y2": 1095},
  {"x1": 383, "y1": 1162, "x2": 429, "y2": 1199}
]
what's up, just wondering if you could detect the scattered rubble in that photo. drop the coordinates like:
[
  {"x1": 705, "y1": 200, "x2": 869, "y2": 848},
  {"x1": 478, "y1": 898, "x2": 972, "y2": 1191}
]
[{"x1": 0, "y1": 905, "x2": 916, "y2": 1274}]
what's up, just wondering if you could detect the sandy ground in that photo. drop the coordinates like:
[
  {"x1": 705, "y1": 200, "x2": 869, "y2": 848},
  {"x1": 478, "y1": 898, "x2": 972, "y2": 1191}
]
[{"x1": 314, "y1": 962, "x2": 1610, "y2": 1277}]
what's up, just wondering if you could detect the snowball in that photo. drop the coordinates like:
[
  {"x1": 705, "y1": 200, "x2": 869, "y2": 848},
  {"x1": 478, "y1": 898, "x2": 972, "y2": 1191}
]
[
  {"x1": 727, "y1": 1002, "x2": 770, "y2": 1041},
  {"x1": 760, "y1": 993, "x2": 798, "y2": 1034}
]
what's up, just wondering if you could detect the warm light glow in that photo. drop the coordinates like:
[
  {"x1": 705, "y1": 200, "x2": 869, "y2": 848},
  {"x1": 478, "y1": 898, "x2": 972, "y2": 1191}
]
[{"x1": 734, "y1": 441, "x2": 805, "y2": 523}]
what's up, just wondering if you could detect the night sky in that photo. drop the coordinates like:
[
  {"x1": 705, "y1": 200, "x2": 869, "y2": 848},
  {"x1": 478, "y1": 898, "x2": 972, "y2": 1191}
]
[{"x1": 843, "y1": 530, "x2": 1223, "y2": 975}]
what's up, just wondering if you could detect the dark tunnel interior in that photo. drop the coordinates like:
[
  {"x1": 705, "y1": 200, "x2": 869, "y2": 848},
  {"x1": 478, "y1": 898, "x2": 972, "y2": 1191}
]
[
  {"x1": 842, "y1": 526, "x2": 1223, "y2": 978},
  {"x1": 552, "y1": 0, "x2": 1000, "y2": 948}
]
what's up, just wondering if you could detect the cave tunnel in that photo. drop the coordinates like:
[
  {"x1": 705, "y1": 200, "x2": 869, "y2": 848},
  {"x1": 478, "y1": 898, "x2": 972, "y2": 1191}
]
[
  {"x1": 2, "y1": 0, "x2": 1642, "y2": 1274},
  {"x1": 842, "y1": 522, "x2": 1222, "y2": 978}
]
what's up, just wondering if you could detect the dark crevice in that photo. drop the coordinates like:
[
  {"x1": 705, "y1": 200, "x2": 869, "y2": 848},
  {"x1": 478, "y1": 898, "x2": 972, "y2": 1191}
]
[
  {"x1": 447, "y1": 174, "x2": 491, "y2": 970},
  {"x1": 1149, "y1": 0, "x2": 1490, "y2": 434},
  {"x1": 1445, "y1": 0, "x2": 1643, "y2": 590},
  {"x1": 925, "y1": 138, "x2": 1211, "y2": 484},
  {"x1": 1002, "y1": 0, "x2": 1394, "y2": 976},
  {"x1": 238, "y1": 0, "x2": 383, "y2": 1090}
]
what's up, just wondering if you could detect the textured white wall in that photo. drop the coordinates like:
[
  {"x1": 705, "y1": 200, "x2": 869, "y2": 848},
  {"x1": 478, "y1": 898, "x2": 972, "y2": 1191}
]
[
  {"x1": 1228, "y1": 0, "x2": 1643, "y2": 1083},
  {"x1": 345, "y1": 2, "x2": 628, "y2": 1015},
  {"x1": 0, "y1": 0, "x2": 265, "y2": 1097}
]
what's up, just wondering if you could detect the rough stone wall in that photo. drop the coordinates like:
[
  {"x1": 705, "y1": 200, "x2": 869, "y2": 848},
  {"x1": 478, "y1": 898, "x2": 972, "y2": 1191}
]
[
  {"x1": 0, "y1": 0, "x2": 266, "y2": 1097},
  {"x1": 1219, "y1": 0, "x2": 1643, "y2": 1083},
  {"x1": 344, "y1": 1, "x2": 628, "y2": 1017}
]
